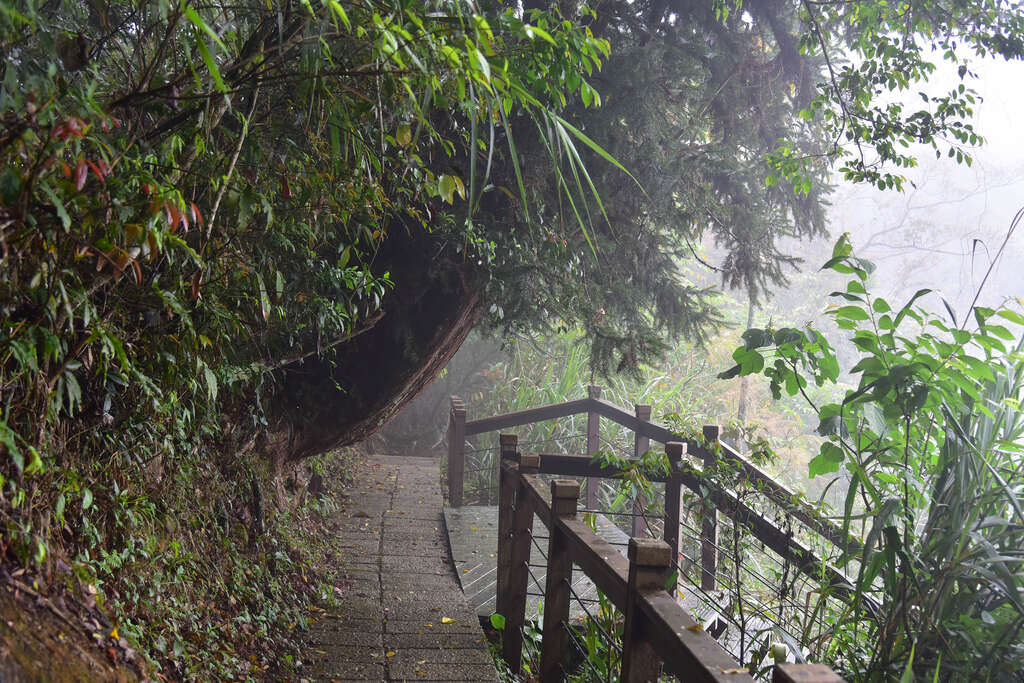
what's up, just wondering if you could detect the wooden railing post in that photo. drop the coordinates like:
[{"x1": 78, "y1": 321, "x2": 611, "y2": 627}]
[
  {"x1": 585, "y1": 385, "x2": 602, "y2": 509},
  {"x1": 621, "y1": 538, "x2": 673, "y2": 682},
  {"x1": 499, "y1": 433, "x2": 518, "y2": 461},
  {"x1": 663, "y1": 442, "x2": 684, "y2": 594},
  {"x1": 632, "y1": 404, "x2": 652, "y2": 537},
  {"x1": 700, "y1": 425, "x2": 721, "y2": 591},
  {"x1": 496, "y1": 449, "x2": 537, "y2": 675},
  {"x1": 492, "y1": 433, "x2": 517, "y2": 505},
  {"x1": 540, "y1": 479, "x2": 579, "y2": 683},
  {"x1": 447, "y1": 397, "x2": 466, "y2": 506}
]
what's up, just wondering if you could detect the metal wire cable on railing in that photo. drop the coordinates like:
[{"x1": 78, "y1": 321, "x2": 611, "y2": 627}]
[
  {"x1": 461, "y1": 444, "x2": 496, "y2": 455},
  {"x1": 562, "y1": 620, "x2": 612, "y2": 683},
  {"x1": 578, "y1": 484, "x2": 817, "y2": 632},
  {"x1": 674, "y1": 514, "x2": 816, "y2": 599},
  {"x1": 513, "y1": 435, "x2": 587, "y2": 449},
  {"x1": 498, "y1": 472, "x2": 832, "y2": 668},
  {"x1": 462, "y1": 465, "x2": 496, "y2": 474},
  {"x1": 670, "y1": 525, "x2": 816, "y2": 622},
  {"x1": 525, "y1": 563, "x2": 548, "y2": 602},
  {"x1": 564, "y1": 574, "x2": 623, "y2": 655},
  {"x1": 584, "y1": 499, "x2": 809, "y2": 624}
]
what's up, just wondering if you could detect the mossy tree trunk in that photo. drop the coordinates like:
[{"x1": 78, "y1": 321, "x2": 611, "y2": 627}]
[{"x1": 264, "y1": 229, "x2": 483, "y2": 465}]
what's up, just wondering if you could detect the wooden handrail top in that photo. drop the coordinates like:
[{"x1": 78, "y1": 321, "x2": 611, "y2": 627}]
[
  {"x1": 528, "y1": 451, "x2": 672, "y2": 481},
  {"x1": 640, "y1": 590, "x2": 754, "y2": 682},
  {"x1": 462, "y1": 395, "x2": 862, "y2": 553},
  {"x1": 464, "y1": 398, "x2": 591, "y2": 436}
]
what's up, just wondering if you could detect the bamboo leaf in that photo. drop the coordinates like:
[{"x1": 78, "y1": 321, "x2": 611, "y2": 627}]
[{"x1": 184, "y1": 3, "x2": 228, "y2": 53}]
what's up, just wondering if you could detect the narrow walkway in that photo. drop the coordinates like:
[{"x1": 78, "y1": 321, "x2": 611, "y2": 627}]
[{"x1": 302, "y1": 455, "x2": 498, "y2": 682}]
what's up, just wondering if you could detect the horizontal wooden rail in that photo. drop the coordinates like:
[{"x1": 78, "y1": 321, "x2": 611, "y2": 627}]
[
  {"x1": 455, "y1": 393, "x2": 861, "y2": 554},
  {"x1": 496, "y1": 452, "x2": 844, "y2": 682},
  {"x1": 511, "y1": 450, "x2": 861, "y2": 606},
  {"x1": 464, "y1": 398, "x2": 592, "y2": 436},
  {"x1": 588, "y1": 397, "x2": 861, "y2": 554}
]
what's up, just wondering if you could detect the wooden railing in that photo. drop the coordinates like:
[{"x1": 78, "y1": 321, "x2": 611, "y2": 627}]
[
  {"x1": 446, "y1": 388, "x2": 865, "y2": 597},
  {"x1": 495, "y1": 440, "x2": 845, "y2": 682}
]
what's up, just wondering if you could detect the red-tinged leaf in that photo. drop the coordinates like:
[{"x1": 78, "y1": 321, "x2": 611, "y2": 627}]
[
  {"x1": 75, "y1": 160, "x2": 88, "y2": 191},
  {"x1": 114, "y1": 249, "x2": 130, "y2": 276},
  {"x1": 146, "y1": 232, "x2": 159, "y2": 260},
  {"x1": 191, "y1": 271, "x2": 202, "y2": 301},
  {"x1": 142, "y1": 183, "x2": 151, "y2": 195},
  {"x1": 179, "y1": 208, "x2": 190, "y2": 233},
  {"x1": 65, "y1": 118, "x2": 86, "y2": 139},
  {"x1": 61, "y1": 162, "x2": 71, "y2": 179},
  {"x1": 96, "y1": 159, "x2": 110, "y2": 177},
  {"x1": 131, "y1": 259, "x2": 143, "y2": 285},
  {"x1": 190, "y1": 202, "x2": 204, "y2": 226},
  {"x1": 86, "y1": 160, "x2": 106, "y2": 185},
  {"x1": 280, "y1": 175, "x2": 291, "y2": 200},
  {"x1": 166, "y1": 204, "x2": 180, "y2": 234}
]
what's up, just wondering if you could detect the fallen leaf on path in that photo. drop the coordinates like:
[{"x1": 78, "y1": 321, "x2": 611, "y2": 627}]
[
  {"x1": 441, "y1": 617, "x2": 455, "y2": 624},
  {"x1": 386, "y1": 651, "x2": 396, "y2": 658},
  {"x1": 721, "y1": 668, "x2": 750, "y2": 675}
]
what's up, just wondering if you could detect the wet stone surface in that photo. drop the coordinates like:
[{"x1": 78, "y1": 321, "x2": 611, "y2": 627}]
[{"x1": 300, "y1": 455, "x2": 498, "y2": 682}]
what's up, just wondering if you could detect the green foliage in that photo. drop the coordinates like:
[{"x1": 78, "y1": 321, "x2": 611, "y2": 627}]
[
  {"x1": 768, "y1": 0, "x2": 1024, "y2": 191},
  {"x1": 0, "y1": 0, "x2": 610, "y2": 672},
  {"x1": 721, "y1": 235, "x2": 1024, "y2": 680}
]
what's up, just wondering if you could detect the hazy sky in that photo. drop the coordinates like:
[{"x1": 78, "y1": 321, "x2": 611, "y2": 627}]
[{"x1": 826, "y1": 55, "x2": 1024, "y2": 315}]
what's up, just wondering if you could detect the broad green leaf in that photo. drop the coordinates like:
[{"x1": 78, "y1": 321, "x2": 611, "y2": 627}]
[
  {"x1": 835, "y1": 305, "x2": 870, "y2": 321},
  {"x1": 524, "y1": 24, "x2": 556, "y2": 45},
  {"x1": 809, "y1": 442, "x2": 844, "y2": 478},
  {"x1": 0, "y1": 419, "x2": 23, "y2": 474},
  {"x1": 438, "y1": 174, "x2": 464, "y2": 204},
  {"x1": 396, "y1": 124, "x2": 412, "y2": 147}
]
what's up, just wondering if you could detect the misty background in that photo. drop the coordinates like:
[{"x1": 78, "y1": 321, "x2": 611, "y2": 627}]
[{"x1": 373, "y1": 54, "x2": 1023, "y2": 499}]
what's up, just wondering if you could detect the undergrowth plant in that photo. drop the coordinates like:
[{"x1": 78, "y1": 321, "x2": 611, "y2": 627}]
[{"x1": 720, "y1": 233, "x2": 1024, "y2": 681}]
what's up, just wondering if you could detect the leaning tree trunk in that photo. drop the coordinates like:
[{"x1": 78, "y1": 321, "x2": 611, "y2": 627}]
[{"x1": 265, "y1": 227, "x2": 483, "y2": 465}]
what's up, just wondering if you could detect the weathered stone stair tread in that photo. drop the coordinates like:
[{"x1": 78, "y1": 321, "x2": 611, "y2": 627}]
[{"x1": 301, "y1": 455, "x2": 498, "y2": 682}]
